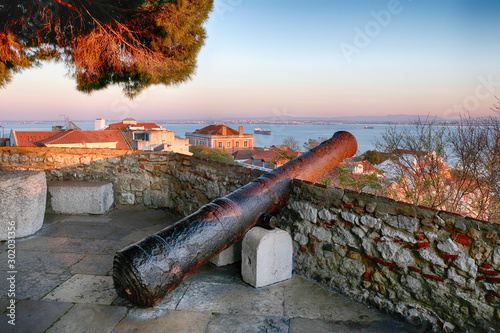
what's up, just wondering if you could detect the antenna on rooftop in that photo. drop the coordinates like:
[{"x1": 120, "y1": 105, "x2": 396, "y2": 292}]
[{"x1": 59, "y1": 114, "x2": 70, "y2": 124}]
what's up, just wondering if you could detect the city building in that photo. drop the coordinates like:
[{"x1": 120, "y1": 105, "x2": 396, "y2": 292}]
[
  {"x1": 104, "y1": 118, "x2": 191, "y2": 155},
  {"x1": 185, "y1": 124, "x2": 254, "y2": 153}
]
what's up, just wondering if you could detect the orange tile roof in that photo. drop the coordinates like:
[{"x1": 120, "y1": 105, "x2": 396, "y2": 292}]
[
  {"x1": 13, "y1": 130, "x2": 130, "y2": 149},
  {"x1": 12, "y1": 130, "x2": 59, "y2": 147},
  {"x1": 106, "y1": 122, "x2": 161, "y2": 130},
  {"x1": 195, "y1": 124, "x2": 239, "y2": 136}
]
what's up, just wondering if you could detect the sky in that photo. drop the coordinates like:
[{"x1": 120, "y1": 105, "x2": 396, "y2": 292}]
[{"x1": 1, "y1": 0, "x2": 500, "y2": 121}]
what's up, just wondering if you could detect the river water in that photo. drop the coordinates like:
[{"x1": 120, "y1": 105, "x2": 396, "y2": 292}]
[{"x1": 1, "y1": 122, "x2": 389, "y2": 155}]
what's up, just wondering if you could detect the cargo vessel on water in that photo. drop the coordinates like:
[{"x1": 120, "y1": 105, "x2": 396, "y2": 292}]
[{"x1": 254, "y1": 128, "x2": 271, "y2": 135}]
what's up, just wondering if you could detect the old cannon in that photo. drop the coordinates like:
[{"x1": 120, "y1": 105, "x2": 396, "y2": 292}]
[{"x1": 113, "y1": 131, "x2": 357, "y2": 306}]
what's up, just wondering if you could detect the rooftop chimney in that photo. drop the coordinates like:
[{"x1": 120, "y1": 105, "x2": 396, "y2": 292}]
[
  {"x1": 95, "y1": 118, "x2": 106, "y2": 130},
  {"x1": 222, "y1": 126, "x2": 227, "y2": 136},
  {"x1": 238, "y1": 126, "x2": 243, "y2": 136}
]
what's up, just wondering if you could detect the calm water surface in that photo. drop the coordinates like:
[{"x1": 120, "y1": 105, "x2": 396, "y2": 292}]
[{"x1": 1, "y1": 122, "x2": 388, "y2": 155}]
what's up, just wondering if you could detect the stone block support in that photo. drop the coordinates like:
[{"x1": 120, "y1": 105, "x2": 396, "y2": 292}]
[
  {"x1": 210, "y1": 241, "x2": 242, "y2": 267},
  {"x1": 47, "y1": 181, "x2": 114, "y2": 214},
  {"x1": 0, "y1": 171, "x2": 46, "y2": 240},
  {"x1": 241, "y1": 227, "x2": 293, "y2": 287}
]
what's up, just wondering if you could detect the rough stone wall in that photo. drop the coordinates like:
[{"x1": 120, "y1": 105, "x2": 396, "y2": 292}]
[
  {"x1": 277, "y1": 180, "x2": 500, "y2": 332},
  {"x1": 0, "y1": 147, "x2": 134, "y2": 171},
  {"x1": 0, "y1": 147, "x2": 262, "y2": 216}
]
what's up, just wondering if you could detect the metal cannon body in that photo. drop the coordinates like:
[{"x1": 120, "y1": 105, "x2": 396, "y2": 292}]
[{"x1": 113, "y1": 131, "x2": 357, "y2": 306}]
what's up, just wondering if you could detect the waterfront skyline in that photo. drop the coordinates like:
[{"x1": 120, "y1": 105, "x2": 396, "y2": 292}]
[{"x1": 1, "y1": 0, "x2": 500, "y2": 121}]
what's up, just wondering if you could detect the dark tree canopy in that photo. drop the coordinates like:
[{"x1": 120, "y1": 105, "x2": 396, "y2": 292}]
[{"x1": 0, "y1": 0, "x2": 213, "y2": 97}]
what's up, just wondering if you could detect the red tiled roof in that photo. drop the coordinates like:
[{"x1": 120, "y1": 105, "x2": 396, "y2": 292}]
[
  {"x1": 12, "y1": 130, "x2": 58, "y2": 147},
  {"x1": 252, "y1": 146, "x2": 301, "y2": 162},
  {"x1": 13, "y1": 130, "x2": 130, "y2": 149},
  {"x1": 195, "y1": 124, "x2": 239, "y2": 136},
  {"x1": 106, "y1": 122, "x2": 161, "y2": 130}
]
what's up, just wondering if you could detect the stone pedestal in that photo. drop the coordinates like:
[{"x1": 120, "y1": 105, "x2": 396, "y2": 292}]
[
  {"x1": 47, "y1": 181, "x2": 114, "y2": 215},
  {"x1": 0, "y1": 171, "x2": 47, "y2": 240},
  {"x1": 241, "y1": 227, "x2": 293, "y2": 287},
  {"x1": 210, "y1": 241, "x2": 242, "y2": 266}
]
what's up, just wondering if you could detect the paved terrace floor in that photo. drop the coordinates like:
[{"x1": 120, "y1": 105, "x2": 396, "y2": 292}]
[{"x1": 0, "y1": 207, "x2": 423, "y2": 333}]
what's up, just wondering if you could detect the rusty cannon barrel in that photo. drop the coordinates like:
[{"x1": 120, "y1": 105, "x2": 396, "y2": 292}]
[{"x1": 113, "y1": 131, "x2": 357, "y2": 306}]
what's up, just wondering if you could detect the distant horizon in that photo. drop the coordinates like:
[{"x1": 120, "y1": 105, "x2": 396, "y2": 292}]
[
  {"x1": 1, "y1": 1, "x2": 500, "y2": 121},
  {"x1": 3, "y1": 113, "x2": 499, "y2": 124}
]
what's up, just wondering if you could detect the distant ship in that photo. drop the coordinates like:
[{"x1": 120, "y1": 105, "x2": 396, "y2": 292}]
[
  {"x1": 254, "y1": 128, "x2": 271, "y2": 135},
  {"x1": 364, "y1": 126, "x2": 374, "y2": 129}
]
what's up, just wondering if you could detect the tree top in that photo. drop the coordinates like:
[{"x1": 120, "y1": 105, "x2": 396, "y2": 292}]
[{"x1": 0, "y1": 0, "x2": 214, "y2": 97}]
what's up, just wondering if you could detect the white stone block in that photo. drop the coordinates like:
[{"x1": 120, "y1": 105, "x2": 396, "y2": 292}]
[
  {"x1": 211, "y1": 241, "x2": 242, "y2": 266},
  {"x1": 241, "y1": 227, "x2": 292, "y2": 287},
  {"x1": 0, "y1": 171, "x2": 46, "y2": 240},
  {"x1": 48, "y1": 181, "x2": 114, "y2": 214}
]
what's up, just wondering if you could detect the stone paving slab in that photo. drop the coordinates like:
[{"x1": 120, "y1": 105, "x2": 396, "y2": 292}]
[
  {"x1": 54, "y1": 238, "x2": 124, "y2": 255},
  {"x1": 35, "y1": 223, "x2": 130, "y2": 241},
  {"x1": 0, "y1": 249, "x2": 84, "y2": 274},
  {"x1": 206, "y1": 314, "x2": 289, "y2": 333},
  {"x1": 176, "y1": 281, "x2": 285, "y2": 317},
  {"x1": 0, "y1": 271, "x2": 71, "y2": 300},
  {"x1": 289, "y1": 318, "x2": 423, "y2": 333},
  {"x1": 46, "y1": 303, "x2": 127, "y2": 333},
  {"x1": 15, "y1": 236, "x2": 67, "y2": 252},
  {"x1": 43, "y1": 274, "x2": 116, "y2": 305},
  {"x1": 0, "y1": 299, "x2": 74, "y2": 333},
  {"x1": 151, "y1": 282, "x2": 190, "y2": 310},
  {"x1": 112, "y1": 308, "x2": 211, "y2": 333},
  {"x1": 70, "y1": 254, "x2": 114, "y2": 275},
  {"x1": 284, "y1": 277, "x2": 386, "y2": 322}
]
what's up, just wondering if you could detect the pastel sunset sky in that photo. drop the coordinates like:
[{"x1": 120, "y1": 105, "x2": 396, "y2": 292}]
[{"x1": 1, "y1": 0, "x2": 499, "y2": 121}]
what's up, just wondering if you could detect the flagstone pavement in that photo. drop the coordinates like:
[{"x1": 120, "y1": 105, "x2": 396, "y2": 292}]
[{"x1": 0, "y1": 206, "x2": 423, "y2": 332}]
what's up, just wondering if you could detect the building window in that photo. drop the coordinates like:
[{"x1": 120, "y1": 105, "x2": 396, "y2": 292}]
[
  {"x1": 218, "y1": 142, "x2": 222, "y2": 148},
  {"x1": 244, "y1": 141, "x2": 248, "y2": 147},
  {"x1": 133, "y1": 132, "x2": 150, "y2": 141},
  {"x1": 235, "y1": 142, "x2": 239, "y2": 148},
  {"x1": 227, "y1": 142, "x2": 231, "y2": 148}
]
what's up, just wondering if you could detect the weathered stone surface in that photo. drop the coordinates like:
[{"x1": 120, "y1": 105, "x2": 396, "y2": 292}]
[
  {"x1": 119, "y1": 192, "x2": 135, "y2": 205},
  {"x1": 207, "y1": 314, "x2": 288, "y2": 333},
  {"x1": 454, "y1": 256, "x2": 478, "y2": 278},
  {"x1": 242, "y1": 227, "x2": 293, "y2": 288},
  {"x1": 339, "y1": 258, "x2": 366, "y2": 277},
  {"x1": 341, "y1": 211, "x2": 359, "y2": 224},
  {"x1": 360, "y1": 215, "x2": 380, "y2": 228},
  {"x1": 318, "y1": 208, "x2": 335, "y2": 221},
  {"x1": 0, "y1": 171, "x2": 46, "y2": 240},
  {"x1": 115, "y1": 309, "x2": 211, "y2": 333},
  {"x1": 290, "y1": 201, "x2": 317, "y2": 223},
  {"x1": 211, "y1": 241, "x2": 242, "y2": 266},
  {"x1": 176, "y1": 281, "x2": 285, "y2": 317},
  {"x1": 312, "y1": 226, "x2": 331, "y2": 242},
  {"x1": 332, "y1": 225, "x2": 360, "y2": 249},
  {"x1": 0, "y1": 300, "x2": 74, "y2": 333},
  {"x1": 437, "y1": 239, "x2": 462, "y2": 255},
  {"x1": 48, "y1": 181, "x2": 113, "y2": 214},
  {"x1": 43, "y1": 274, "x2": 116, "y2": 305},
  {"x1": 46, "y1": 304, "x2": 127, "y2": 333}
]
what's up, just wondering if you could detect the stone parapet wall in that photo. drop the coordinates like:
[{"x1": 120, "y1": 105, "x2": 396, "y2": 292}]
[
  {"x1": 0, "y1": 147, "x2": 134, "y2": 171},
  {"x1": 277, "y1": 180, "x2": 500, "y2": 332},
  {"x1": 0, "y1": 147, "x2": 262, "y2": 216}
]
